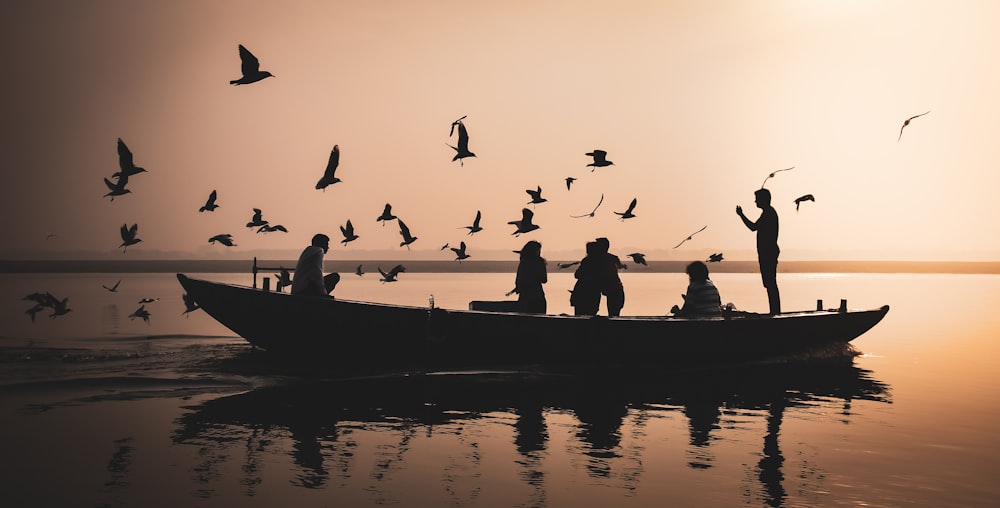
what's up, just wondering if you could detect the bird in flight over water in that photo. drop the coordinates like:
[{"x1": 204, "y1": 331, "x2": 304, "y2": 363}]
[
  {"x1": 451, "y1": 241, "x2": 471, "y2": 262},
  {"x1": 398, "y1": 219, "x2": 418, "y2": 249},
  {"x1": 119, "y1": 223, "x2": 141, "y2": 252},
  {"x1": 526, "y1": 186, "x2": 547, "y2": 206},
  {"x1": 114, "y1": 138, "x2": 147, "y2": 179},
  {"x1": 794, "y1": 194, "x2": 815, "y2": 211},
  {"x1": 571, "y1": 193, "x2": 604, "y2": 218},
  {"x1": 355, "y1": 264, "x2": 365, "y2": 276},
  {"x1": 379, "y1": 264, "x2": 406, "y2": 283},
  {"x1": 760, "y1": 167, "x2": 794, "y2": 189},
  {"x1": 448, "y1": 117, "x2": 476, "y2": 166},
  {"x1": 614, "y1": 198, "x2": 637, "y2": 221},
  {"x1": 129, "y1": 305, "x2": 151, "y2": 323},
  {"x1": 377, "y1": 203, "x2": 397, "y2": 226},
  {"x1": 674, "y1": 225, "x2": 707, "y2": 249},
  {"x1": 246, "y1": 208, "x2": 268, "y2": 228},
  {"x1": 508, "y1": 208, "x2": 540, "y2": 236},
  {"x1": 316, "y1": 144, "x2": 342, "y2": 190},
  {"x1": 558, "y1": 261, "x2": 580, "y2": 269},
  {"x1": 565, "y1": 177, "x2": 577, "y2": 190},
  {"x1": 182, "y1": 293, "x2": 201, "y2": 316},
  {"x1": 340, "y1": 219, "x2": 359, "y2": 245},
  {"x1": 209, "y1": 233, "x2": 236, "y2": 246},
  {"x1": 103, "y1": 176, "x2": 131, "y2": 201},
  {"x1": 586, "y1": 150, "x2": 614, "y2": 171},
  {"x1": 199, "y1": 190, "x2": 219, "y2": 212},
  {"x1": 707, "y1": 252, "x2": 724, "y2": 263},
  {"x1": 102, "y1": 280, "x2": 121, "y2": 292},
  {"x1": 627, "y1": 253, "x2": 648, "y2": 266},
  {"x1": 257, "y1": 224, "x2": 287, "y2": 233},
  {"x1": 230, "y1": 44, "x2": 274, "y2": 85},
  {"x1": 461, "y1": 210, "x2": 483, "y2": 235},
  {"x1": 898, "y1": 111, "x2": 930, "y2": 142}
]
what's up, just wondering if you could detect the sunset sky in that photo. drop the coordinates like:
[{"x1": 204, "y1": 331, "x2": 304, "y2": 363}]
[{"x1": 4, "y1": 0, "x2": 999, "y2": 262}]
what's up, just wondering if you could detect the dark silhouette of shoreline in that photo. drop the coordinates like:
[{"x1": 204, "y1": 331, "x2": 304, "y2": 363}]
[{"x1": 1, "y1": 259, "x2": 998, "y2": 274}]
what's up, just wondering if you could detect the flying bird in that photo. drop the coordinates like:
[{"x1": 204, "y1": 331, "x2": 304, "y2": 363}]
[
  {"x1": 440, "y1": 243, "x2": 449, "y2": 251},
  {"x1": 674, "y1": 225, "x2": 707, "y2": 249},
  {"x1": 230, "y1": 44, "x2": 274, "y2": 85},
  {"x1": 138, "y1": 297, "x2": 159, "y2": 304},
  {"x1": 275, "y1": 268, "x2": 292, "y2": 292},
  {"x1": 182, "y1": 292, "x2": 201, "y2": 316},
  {"x1": 447, "y1": 118, "x2": 476, "y2": 166},
  {"x1": 449, "y1": 115, "x2": 467, "y2": 137},
  {"x1": 397, "y1": 219, "x2": 418, "y2": 249},
  {"x1": 571, "y1": 193, "x2": 604, "y2": 218},
  {"x1": 208, "y1": 233, "x2": 236, "y2": 246},
  {"x1": 316, "y1": 144, "x2": 342, "y2": 190},
  {"x1": 25, "y1": 291, "x2": 72, "y2": 320},
  {"x1": 340, "y1": 219, "x2": 359, "y2": 245},
  {"x1": 119, "y1": 223, "x2": 141, "y2": 252},
  {"x1": 461, "y1": 210, "x2": 483, "y2": 235},
  {"x1": 378, "y1": 264, "x2": 406, "y2": 283},
  {"x1": 256, "y1": 224, "x2": 288, "y2": 233},
  {"x1": 355, "y1": 264, "x2": 365, "y2": 277},
  {"x1": 627, "y1": 253, "x2": 648, "y2": 266},
  {"x1": 246, "y1": 208, "x2": 268, "y2": 228},
  {"x1": 898, "y1": 110, "x2": 930, "y2": 142},
  {"x1": 102, "y1": 280, "x2": 121, "y2": 292},
  {"x1": 450, "y1": 241, "x2": 471, "y2": 262},
  {"x1": 129, "y1": 305, "x2": 151, "y2": 323},
  {"x1": 103, "y1": 176, "x2": 131, "y2": 201},
  {"x1": 760, "y1": 167, "x2": 794, "y2": 189},
  {"x1": 377, "y1": 203, "x2": 397, "y2": 226},
  {"x1": 199, "y1": 190, "x2": 219, "y2": 212},
  {"x1": 794, "y1": 194, "x2": 815, "y2": 211},
  {"x1": 707, "y1": 253, "x2": 724, "y2": 263},
  {"x1": 526, "y1": 186, "x2": 547, "y2": 206},
  {"x1": 25, "y1": 304, "x2": 45, "y2": 322},
  {"x1": 614, "y1": 198, "x2": 637, "y2": 221},
  {"x1": 557, "y1": 261, "x2": 580, "y2": 269},
  {"x1": 48, "y1": 296, "x2": 72, "y2": 319},
  {"x1": 113, "y1": 138, "x2": 147, "y2": 179},
  {"x1": 565, "y1": 177, "x2": 577, "y2": 190},
  {"x1": 586, "y1": 150, "x2": 614, "y2": 170},
  {"x1": 508, "y1": 208, "x2": 540, "y2": 236}
]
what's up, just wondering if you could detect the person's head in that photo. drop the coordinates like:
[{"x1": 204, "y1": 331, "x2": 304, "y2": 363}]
[
  {"x1": 686, "y1": 260, "x2": 710, "y2": 282},
  {"x1": 754, "y1": 188, "x2": 772, "y2": 208},
  {"x1": 585, "y1": 240, "x2": 599, "y2": 257},
  {"x1": 516, "y1": 240, "x2": 542, "y2": 260},
  {"x1": 594, "y1": 237, "x2": 610, "y2": 254},
  {"x1": 311, "y1": 233, "x2": 330, "y2": 253}
]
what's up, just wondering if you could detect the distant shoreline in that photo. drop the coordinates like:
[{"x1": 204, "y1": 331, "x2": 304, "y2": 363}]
[{"x1": 1, "y1": 259, "x2": 999, "y2": 274}]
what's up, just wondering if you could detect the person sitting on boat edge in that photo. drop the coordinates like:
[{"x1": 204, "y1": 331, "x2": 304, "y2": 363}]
[
  {"x1": 513, "y1": 240, "x2": 548, "y2": 313},
  {"x1": 670, "y1": 261, "x2": 722, "y2": 317},
  {"x1": 291, "y1": 233, "x2": 340, "y2": 297}
]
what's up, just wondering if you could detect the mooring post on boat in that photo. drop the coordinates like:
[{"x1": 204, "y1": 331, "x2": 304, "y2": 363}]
[
  {"x1": 262, "y1": 277, "x2": 271, "y2": 292},
  {"x1": 839, "y1": 299, "x2": 847, "y2": 313},
  {"x1": 817, "y1": 299, "x2": 823, "y2": 311}
]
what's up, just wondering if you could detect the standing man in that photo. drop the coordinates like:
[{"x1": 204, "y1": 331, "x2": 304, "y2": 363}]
[
  {"x1": 737, "y1": 189, "x2": 780, "y2": 314},
  {"x1": 291, "y1": 233, "x2": 339, "y2": 296}
]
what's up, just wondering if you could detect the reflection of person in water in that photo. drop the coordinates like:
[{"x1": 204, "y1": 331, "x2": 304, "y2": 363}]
[{"x1": 737, "y1": 188, "x2": 781, "y2": 314}]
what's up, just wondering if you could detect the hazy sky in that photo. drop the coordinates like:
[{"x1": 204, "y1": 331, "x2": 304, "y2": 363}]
[{"x1": 4, "y1": 0, "x2": 999, "y2": 261}]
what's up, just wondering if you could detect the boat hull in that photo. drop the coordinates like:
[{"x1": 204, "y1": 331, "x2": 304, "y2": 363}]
[{"x1": 177, "y1": 274, "x2": 889, "y2": 368}]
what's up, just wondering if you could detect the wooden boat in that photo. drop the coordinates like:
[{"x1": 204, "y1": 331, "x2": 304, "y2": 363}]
[{"x1": 177, "y1": 273, "x2": 889, "y2": 368}]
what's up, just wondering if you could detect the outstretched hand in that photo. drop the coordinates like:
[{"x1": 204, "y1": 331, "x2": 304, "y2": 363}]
[{"x1": 735, "y1": 205, "x2": 743, "y2": 216}]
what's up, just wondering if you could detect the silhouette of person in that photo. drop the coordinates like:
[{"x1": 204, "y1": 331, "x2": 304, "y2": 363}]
[
  {"x1": 291, "y1": 233, "x2": 339, "y2": 297},
  {"x1": 737, "y1": 188, "x2": 781, "y2": 314},
  {"x1": 595, "y1": 237, "x2": 626, "y2": 317},
  {"x1": 513, "y1": 240, "x2": 548, "y2": 313},
  {"x1": 671, "y1": 261, "x2": 722, "y2": 317},
  {"x1": 571, "y1": 241, "x2": 603, "y2": 316}
]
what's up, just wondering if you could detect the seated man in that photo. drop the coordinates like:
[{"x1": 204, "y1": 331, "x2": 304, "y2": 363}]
[
  {"x1": 291, "y1": 233, "x2": 339, "y2": 297},
  {"x1": 670, "y1": 261, "x2": 722, "y2": 317}
]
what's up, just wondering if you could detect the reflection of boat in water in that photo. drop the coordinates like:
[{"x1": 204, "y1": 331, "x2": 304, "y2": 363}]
[
  {"x1": 177, "y1": 273, "x2": 889, "y2": 368},
  {"x1": 172, "y1": 352, "x2": 890, "y2": 505}
]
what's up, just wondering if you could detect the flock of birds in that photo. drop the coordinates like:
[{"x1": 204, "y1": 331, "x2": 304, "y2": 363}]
[{"x1": 24, "y1": 44, "x2": 932, "y2": 322}]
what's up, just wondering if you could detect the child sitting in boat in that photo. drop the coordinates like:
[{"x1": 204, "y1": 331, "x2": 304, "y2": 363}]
[{"x1": 671, "y1": 261, "x2": 722, "y2": 317}]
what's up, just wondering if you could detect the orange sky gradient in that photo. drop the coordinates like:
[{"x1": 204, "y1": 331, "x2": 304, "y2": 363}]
[{"x1": 3, "y1": 0, "x2": 999, "y2": 262}]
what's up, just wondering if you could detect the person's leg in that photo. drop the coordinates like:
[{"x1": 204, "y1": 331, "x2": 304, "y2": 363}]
[
  {"x1": 606, "y1": 290, "x2": 624, "y2": 317},
  {"x1": 759, "y1": 257, "x2": 780, "y2": 314}
]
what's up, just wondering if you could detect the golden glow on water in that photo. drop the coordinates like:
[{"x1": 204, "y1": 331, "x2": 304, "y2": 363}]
[{"x1": 1, "y1": 272, "x2": 999, "y2": 506}]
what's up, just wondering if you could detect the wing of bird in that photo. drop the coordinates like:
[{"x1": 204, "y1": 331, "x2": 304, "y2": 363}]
[{"x1": 238, "y1": 44, "x2": 261, "y2": 76}]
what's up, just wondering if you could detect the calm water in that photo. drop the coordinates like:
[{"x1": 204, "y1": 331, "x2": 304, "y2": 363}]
[{"x1": 1, "y1": 271, "x2": 998, "y2": 507}]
